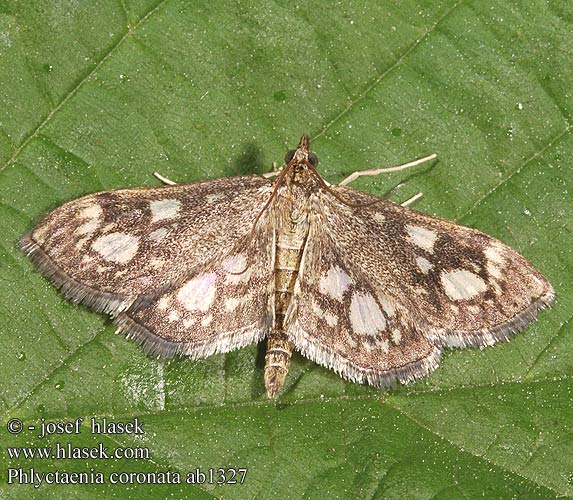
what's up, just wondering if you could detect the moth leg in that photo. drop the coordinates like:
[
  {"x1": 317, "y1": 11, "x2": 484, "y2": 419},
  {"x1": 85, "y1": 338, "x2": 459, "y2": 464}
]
[
  {"x1": 338, "y1": 153, "x2": 437, "y2": 187},
  {"x1": 153, "y1": 172, "x2": 177, "y2": 185},
  {"x1": 262, "y1": 171, "x2": 279, "y2": 179},
  {"x1": 401, "y1": 192, "x2": 423, "y2": 207},
  {"x1": 263, "y1": 162, "x2": 284, "y2": 178}
]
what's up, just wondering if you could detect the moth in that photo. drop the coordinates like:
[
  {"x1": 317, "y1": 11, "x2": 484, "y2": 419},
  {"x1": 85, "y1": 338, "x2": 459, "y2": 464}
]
[{"x1": 21, "y1": 135, "x2": 554, "y2": 398}]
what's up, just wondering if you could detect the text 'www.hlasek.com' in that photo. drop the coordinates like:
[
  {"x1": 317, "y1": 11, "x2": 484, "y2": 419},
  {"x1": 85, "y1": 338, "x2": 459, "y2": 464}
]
[{"x1": 5, "y1": 416, "x2": 247, "y2": 489}]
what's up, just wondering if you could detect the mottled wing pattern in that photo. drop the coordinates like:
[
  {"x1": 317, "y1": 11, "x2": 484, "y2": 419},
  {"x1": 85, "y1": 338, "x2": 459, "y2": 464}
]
[
  {"x1": 287, "y1": 213, "x2": 440, "y2": 386},
  {"x1": 289, "y1": 185, "x2": 553, "y2": 385},
  {"x1": 115, "y1": 207, "x2": 275, "y2": 358},
  {"x1": 322, "y1": 186, "x2": 553, "y2": 347},
  {"x1": 21, "y1": 176, "x2": 274, "y2": 315}
]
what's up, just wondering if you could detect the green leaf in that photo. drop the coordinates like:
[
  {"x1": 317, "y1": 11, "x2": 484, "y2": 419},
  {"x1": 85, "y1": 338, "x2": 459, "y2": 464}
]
[{"x1": 1, "y1": 1, "x2": 572, "y2": 498}]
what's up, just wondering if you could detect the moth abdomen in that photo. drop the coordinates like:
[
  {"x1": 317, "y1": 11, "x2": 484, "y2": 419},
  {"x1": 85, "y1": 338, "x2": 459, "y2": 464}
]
[
  {"x1": 264, "y1": 330, "x2": 294, "y2": 399},
  {"x1": 265, "y1": 223, "x2": 308, "y2": 397}
]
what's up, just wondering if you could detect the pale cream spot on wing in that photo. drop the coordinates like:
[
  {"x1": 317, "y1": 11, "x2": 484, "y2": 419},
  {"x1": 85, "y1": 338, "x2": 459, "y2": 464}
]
[
  {"x1": 149, "y1": 227, "x2": 169, "y2": 242},
  {"x1": 311, "y1": 300, "x2": 339, "y2": 327},
  {"x1": 349, "y1": 293, "x2": 386, "y2": 336},
  {"x1": 375, "y1": 338, "x2": 390, "y2": 353},
  {"x1": 319, "y1": 266, "x2": 351, "y2": 301},
  {"x1": 372, "y1": 213, "x2": 386, "y2": 224},
  {"x1": 325, "y1": 312, "x2": 338, "y2": 327},
  {"x1": 415, "y1": 256, "x2": 433, "y2": 274},
  {"x1": 75, "y1": 237, "x2": 90, "y2": 249},
  {"x1": 32, "y1": 225, "x2": 50, "y2": 243},
  {"x1": 168, "y1": 310, "x2": 180, "y2": 322},
  {"x1": 96, "y1": 265, "x2": 109, "y2": 273},
  {"x1": 157, "y1": 296, "x2": 171, "y2": 311},
  {"x1": 223, "y1": 254, "x2": 252, "y2": 284},
  {"x1": 183, "y1": 318, "x2": 196, "y2": 328},
  {"x1": 378, "y1": 294, "x2": 396, "y2": 317},
  {"x1": 150, "y1": 258, "x2": 166, "y2": 269},
  {"x1": 201, "y1": 315, "x2": 213, "y2": 327},
  {"x1": 485, "y1": 245, "x2": 505, "y2": 281},
  {"x1": 81, "y1": 255, "x2": 93, "y2": 263},
  {"x1": 76, "y1": 218, "x2": 99, "y2": 236},
  {"x1": 391, "y1": 329, "x2": 402, "y2": 344},
  {"x1": 485, "y1": 245, "x2": 505, "y2": 265},
  {"x1": 487, "y1": 261, "x2": 503, "y2": 280},
  {"x1": 223, "y1": 253, "x2": 247, "y2": 272},
  {"x1": 102, "y1": 223, "x2": 115, "y2": 233},
  {"x1": 225, "y1": 297, "x2": 243, "y2": 312},
  {"x1": 205, "y1": 193, "x2": 225, "y2": 204},
  {"x1": 150, "y1": 199, "x2": 181, "y2": 223},
  {"x1": 80, "y1": 204, "x2": 102, "y2": 219},
  {"x1": 92, "y1": 232, "x2": 139, "y2": 264},
  {"x1": 441, "y1": 269, "x2": 488, "y2": 301},
  {"x1": 407, "y1": 225, "x2": 437, "y2": 253},
  {"x1": 178, "y1": 272, "x2": 217, "y2": 312},
  {"x1": 311, "y1": 300, "x2": 324, "y2": 316},
  {"x1": 345, "y1": 334, "x2": 358, "y2": 348}
]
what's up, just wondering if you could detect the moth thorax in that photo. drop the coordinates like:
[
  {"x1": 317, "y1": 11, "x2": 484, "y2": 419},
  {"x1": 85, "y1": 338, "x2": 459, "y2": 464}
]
[{"x1": 286, "y1": 164, "x2": 319, "y2": 190}]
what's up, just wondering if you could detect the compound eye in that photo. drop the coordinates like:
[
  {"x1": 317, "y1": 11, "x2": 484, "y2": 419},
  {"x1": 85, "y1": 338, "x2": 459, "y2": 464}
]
[
  {"x1": 284, "y1": 150, "x2": 296, "y2": 164},
  {"x1": 307, "y1": 152, "x2": 319, "y2": 166}
]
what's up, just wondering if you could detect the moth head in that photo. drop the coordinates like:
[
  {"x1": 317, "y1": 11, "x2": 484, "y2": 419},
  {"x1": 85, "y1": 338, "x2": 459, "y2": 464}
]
[{"x1": 284, "y1": 134, "x2": 319, "y2": 168}]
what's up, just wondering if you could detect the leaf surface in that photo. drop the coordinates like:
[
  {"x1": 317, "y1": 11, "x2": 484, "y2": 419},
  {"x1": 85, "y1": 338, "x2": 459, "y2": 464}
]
[{"x1": 1, "y1": 1, "x2": 572, "y2": 498}]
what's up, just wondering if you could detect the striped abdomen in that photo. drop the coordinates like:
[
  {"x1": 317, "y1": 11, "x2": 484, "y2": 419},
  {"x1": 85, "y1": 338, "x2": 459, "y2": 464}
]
[{"x1": 264, "y1": 231, "x2": 306, "y2": 398}]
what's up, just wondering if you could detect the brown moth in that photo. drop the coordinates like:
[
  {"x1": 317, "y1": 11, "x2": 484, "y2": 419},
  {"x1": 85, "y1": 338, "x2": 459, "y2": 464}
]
[{"x1": 21, "y1": 135, "x2": 554, "y2": 398}]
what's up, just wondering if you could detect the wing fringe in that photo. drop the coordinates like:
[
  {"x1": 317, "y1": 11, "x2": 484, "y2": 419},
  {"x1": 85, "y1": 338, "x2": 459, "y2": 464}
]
[
  {"x1": 428, "y1": 289, "x2": 555, "y2": 348},
  {"x1": 114, "y1": 312, "x2": 268, "y2": 359},
  {"x1": 289, "y1": 324, "x2": 442, "y2": 387},
  {"x1": 20, "y1": 234, "x2": 132, "y2": 316}
]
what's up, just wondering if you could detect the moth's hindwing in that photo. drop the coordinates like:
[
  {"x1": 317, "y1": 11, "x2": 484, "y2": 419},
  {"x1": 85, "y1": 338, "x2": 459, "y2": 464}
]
[
  {"x1": 21, "y1": 176, "x2": 274, "y2": 317},
  {"x1": 287, "y1": 210, "x2": 441, "y2": 386},
  {"x1": 286, "y1": 185, "x2": 553, "y2": 385}
]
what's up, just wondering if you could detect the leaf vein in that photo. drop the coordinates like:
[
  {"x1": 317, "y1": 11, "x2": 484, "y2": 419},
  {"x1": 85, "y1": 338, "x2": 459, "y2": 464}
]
[
  {"x1": 311, "y1": 0, "x2": 465, "y2": 142},
  {"x1": 0, "y1": 0, "x2": 170, "y2": 176},
  {"x1": 524, "y1": 311, "x2": 573, "y2": 380},
  {"x1": 457, "y1": 125, "x2": 572, "y2": 222},
  {"x1": 386, "y1": 401, "x2": 564, "y2": 497}
]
